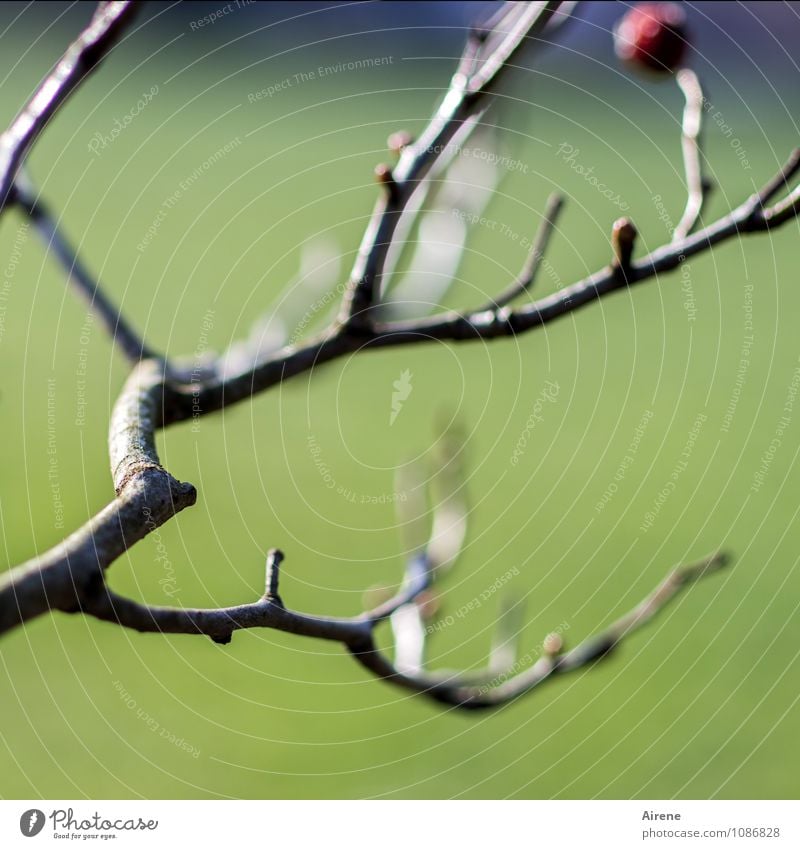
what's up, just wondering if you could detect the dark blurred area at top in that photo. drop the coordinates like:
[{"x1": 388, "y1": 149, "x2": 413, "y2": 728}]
[{"x1": 3, "y1": 2, "x2": 799, "y2": 85}]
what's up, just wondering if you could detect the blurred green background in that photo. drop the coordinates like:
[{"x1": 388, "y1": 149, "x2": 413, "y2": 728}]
[{"x1": 0, "y1": 1, "x2": 799, "y2": 799}]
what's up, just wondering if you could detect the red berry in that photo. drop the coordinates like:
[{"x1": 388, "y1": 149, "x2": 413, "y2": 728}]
[{"x1": 614, "y1": 3, "x2": 688, "y2": 75}]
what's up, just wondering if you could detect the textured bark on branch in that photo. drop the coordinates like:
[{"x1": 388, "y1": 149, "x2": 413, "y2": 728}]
[{"x1": 1, "y1": 1, "x2": 798, "y2": 710}]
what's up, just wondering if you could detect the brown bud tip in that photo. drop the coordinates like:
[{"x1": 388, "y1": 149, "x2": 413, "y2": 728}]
[
  {"x1": 415, "y1": 590, "x2": 440, "y2": 622},
  {"x1": 387, "y1": 131, "x2": 412, "y2": 153},
  {"x1": 614, "y1": 3, "x2": 688, "y2": 75},
  {"x1": 542, "y1": 632, "x2": 564, "y2": 657},
  {"x1": 374, "y1": 163, "x2": 395, "y2": 188},
  {"x1": 612, "y1": 217, "x2": 637, "y2": 245},
  {"x1": 612, "y1": 217, "x2": 638, "y2": 268}
]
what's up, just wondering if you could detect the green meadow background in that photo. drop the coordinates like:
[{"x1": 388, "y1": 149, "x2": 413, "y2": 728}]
[{"x1": 0, "y1": 2, "x2": 798, "y2": 799}]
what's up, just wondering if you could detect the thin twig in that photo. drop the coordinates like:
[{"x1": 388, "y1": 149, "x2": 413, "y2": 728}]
[
  {"x1": 13, "y1": 174, "x2": 157, "y2": 363},
  {"x1": 475, "y1": 192, "x2": 564, "y2": 312},
  {"x1": 755, "y1": 147, "x2": 800, "y2": 205},
  {"x1": 673, "y1": 68, "x2": 707, "y2": 242},
  {"x1": 755, "y1": 148, "x2": 800, "y2": 226}
]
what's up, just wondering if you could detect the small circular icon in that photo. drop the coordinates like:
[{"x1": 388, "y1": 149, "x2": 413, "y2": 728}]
[{"x1": 19, "y1": 809, "x2": 45, "y2": 837}]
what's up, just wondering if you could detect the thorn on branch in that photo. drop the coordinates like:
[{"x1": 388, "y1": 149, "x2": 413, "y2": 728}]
[
  {"x1": 265, "y1": 548, "x2": 285, "y2": 605},
  {"x1": 542, "y1": 631, "x2": 564, "y2": 658},
  {"x1": 374, "y1": 163, "x2": 398, "y2": 201},
  {"x1": 611, "y1": 217, "x2": 638, "y2": 277}
]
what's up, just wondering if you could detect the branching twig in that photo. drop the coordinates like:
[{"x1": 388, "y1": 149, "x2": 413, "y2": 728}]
[
  {"x1": 337, "y1": 1, "x2": 563, "y2": 328},
  {"x1": 169, "y1": 147, "x2": 800, "y2": 419},
  {"x1": 2, "y1": 1, "x2": 798, "y2": 711},
  {"x1": 349, "y1": 553, "x2": 730, "y2": 710}
]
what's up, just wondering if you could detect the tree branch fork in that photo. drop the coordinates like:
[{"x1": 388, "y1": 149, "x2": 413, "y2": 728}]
[{"x1": 0, "y1": 0, "x2": 797, "y2": 709}]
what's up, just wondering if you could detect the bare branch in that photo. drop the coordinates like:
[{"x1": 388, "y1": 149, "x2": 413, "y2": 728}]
[
  {"x1": 80, "y1": 573, "x2": 372, "y2": 647},
  {"x1": 1, "y1": 2, "x2": 796, "y2": 714}
]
